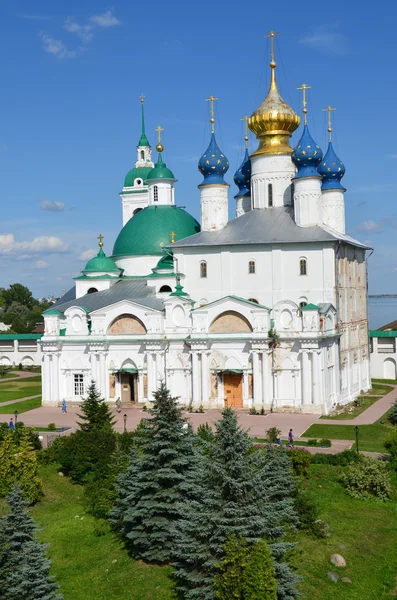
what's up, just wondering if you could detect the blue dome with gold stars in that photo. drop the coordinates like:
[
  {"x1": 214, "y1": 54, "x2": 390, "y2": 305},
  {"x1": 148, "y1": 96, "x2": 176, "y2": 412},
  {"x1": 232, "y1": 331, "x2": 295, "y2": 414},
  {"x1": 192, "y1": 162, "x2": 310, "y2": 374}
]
[
  {"x1": 234, "y1": 148, "x2": 251, "y2": 198},
  {"x1": 198, "y1": 133, "x2": 229, "y2": 185},
  {"x1": 291, "y1": 125, "x2": 323, "y2": 179},
  {"x1": 317, "y1": 142, "x2": 346, "y2": 190}
]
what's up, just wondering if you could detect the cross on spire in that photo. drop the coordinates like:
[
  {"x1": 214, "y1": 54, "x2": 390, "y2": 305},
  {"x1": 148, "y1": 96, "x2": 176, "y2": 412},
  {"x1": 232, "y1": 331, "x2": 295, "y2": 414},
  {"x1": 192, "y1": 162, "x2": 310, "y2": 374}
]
[
  {"x1": 240, "y1": 116, "x2": 249, "y2": 148},
  {"x1": 155, "y1": 125, "x2": 164, "y2": 145},
  {"x1": 170, "y1": 231, "x2": 176, "y2": 244},
  {"x1": 323, "y1": 105, "x2": 336, "y2": 142},
  {"x1": 265, "y1": 30, "x2": 279, "y2": 64},
  {"x1": 205, "y1": 95, "x2": 219, "y2": 133},
  {"x1": 297, "y1": 84, "x2": 312, "y2": 125},
  {"x1": 98, "y1": 233, "x2": 104, "y2": 247}
]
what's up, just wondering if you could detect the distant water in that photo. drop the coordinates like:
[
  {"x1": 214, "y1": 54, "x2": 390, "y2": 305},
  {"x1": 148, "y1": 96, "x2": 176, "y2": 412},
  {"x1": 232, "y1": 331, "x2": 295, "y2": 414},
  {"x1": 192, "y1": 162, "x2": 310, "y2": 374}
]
[{"x1": 368, "y1": 297, "x2": 397, "y2": 330}]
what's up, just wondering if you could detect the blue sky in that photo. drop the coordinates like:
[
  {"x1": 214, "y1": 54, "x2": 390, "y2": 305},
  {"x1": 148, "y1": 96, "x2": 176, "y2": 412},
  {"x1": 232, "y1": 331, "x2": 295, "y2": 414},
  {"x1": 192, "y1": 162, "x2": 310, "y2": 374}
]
[{"x1": 1, "y1": 0, "x2": 397, "y2": 300}]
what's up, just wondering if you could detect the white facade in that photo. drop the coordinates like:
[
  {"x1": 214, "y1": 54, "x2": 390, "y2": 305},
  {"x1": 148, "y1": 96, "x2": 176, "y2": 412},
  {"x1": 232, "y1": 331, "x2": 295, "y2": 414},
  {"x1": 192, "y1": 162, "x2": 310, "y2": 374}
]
[
  {"x1": 200, "y1": 184, "x2": 229, "y2": 231},
  {"x1": 369, "y1": 334, "x2": 397, "y2": 380},
  {"x1": 0, "y1": 337, "x2": 42, "y2": 367}
]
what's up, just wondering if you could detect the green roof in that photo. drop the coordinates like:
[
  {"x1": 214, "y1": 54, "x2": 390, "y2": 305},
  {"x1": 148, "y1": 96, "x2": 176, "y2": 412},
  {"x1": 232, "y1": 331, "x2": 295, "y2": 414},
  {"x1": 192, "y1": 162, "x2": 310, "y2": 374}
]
[
  {"x1": 112, "y1": 205, "x2": 200, "y2": 257},
  {"x1": 300, "y1": 303, "x2": 320, "y2": 311},
  {"x1": 0, "y1": 334, "x2": 42, "y2": 340},
  {"x1": 124, "y1": 166, "x2": 153, "y2": 188},
  {"x1": 82, "y1": 247, "x2": 121, "y2": 275},
  {"x1": 369, "y1": 330, "x2": 397, "y2": 337},
  {"x1": 137, "y1": 100, "x2": 150, "y2": 147},
  {"x1": 146, "y1": 154, "x2": 175, "y2": 180},
  {"x1": 155, "y1": 254, "x2": 174, "y2": 270},
  {"x1": 44, "y1": 309, "x2": 61, "y2": 315}
]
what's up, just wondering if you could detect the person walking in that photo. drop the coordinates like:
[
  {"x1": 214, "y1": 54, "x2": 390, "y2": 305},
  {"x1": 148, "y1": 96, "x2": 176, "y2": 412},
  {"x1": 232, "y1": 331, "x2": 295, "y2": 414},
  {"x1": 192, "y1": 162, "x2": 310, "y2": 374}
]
[
  {"x1": 116, "y1": 397, "x2": 121, "y2": 414},
  {"x1": 62, "y1": 399, "x2": 67, "y2": 414},
  {"x1": 288, "y1": 428, "x2": 294, "y2": 448},
  {"x1": 8, "y1": 418, "x2": 14, "y2": 430},
  {"x1": 276, "y1": 432, "x2": 281, "y2": 446}
]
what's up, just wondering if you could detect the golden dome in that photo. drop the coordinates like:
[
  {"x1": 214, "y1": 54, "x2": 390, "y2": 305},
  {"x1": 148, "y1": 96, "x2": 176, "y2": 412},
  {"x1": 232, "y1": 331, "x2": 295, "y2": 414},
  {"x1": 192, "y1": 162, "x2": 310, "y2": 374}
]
[{"x1": 248, "y1": 61, "x2": 300, "y2": 157}]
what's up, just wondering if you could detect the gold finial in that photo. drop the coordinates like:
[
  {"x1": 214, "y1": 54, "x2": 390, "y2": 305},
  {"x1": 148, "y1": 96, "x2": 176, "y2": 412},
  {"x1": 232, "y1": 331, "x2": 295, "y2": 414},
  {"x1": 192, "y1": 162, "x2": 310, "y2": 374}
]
[
  {"x1": 170, "y1": 231, "x2": 176, "y2": 244},
  {"x1": 323, "y1": 105, "x2": 336, "y2": 142},
  {"x1": 155, "y1": 125, "x2": 164, "y2": 152},
  {"x1": 297, "y1": 84, "x2": 312, "y2": 126},
  {"x1": 241, "y1": 116, "x2": 249, "y2": 148},
  {"x1": 140, "y1": 93, "x2": 145, "y2": 104},
  {"x1": 205, "y1": 95, "x2": 219, "y2": 133},
  {"x1": 98, "y1": 233, "x2": 104, "y2": 248},
  {"x1": 265, "y1": 30, "x2": 279, "y2": 65}
]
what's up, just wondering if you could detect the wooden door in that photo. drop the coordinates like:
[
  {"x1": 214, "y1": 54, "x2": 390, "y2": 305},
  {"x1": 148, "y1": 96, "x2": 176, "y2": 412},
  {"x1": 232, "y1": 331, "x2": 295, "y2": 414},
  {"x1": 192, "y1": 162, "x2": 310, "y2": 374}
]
[
  {"x1": 224, "y1": 373, "x2": 243, "y2": 408},
  {"x1": 121, "y1": 374, "x2": 132, "y2": 403}
]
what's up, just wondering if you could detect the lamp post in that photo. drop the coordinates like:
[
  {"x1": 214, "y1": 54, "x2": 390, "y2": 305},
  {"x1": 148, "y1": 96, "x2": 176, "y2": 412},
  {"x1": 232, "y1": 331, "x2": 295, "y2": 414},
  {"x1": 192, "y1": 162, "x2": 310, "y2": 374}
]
[
  {"x1": 123, "y1": 413, "x2": 127, "y2": 433},
  {"x1": 14, "y1": 410, "x2": 18, "y2": 426},
  {"x1": 354, "y1": 425, "x2": 359, "y2": 454}
]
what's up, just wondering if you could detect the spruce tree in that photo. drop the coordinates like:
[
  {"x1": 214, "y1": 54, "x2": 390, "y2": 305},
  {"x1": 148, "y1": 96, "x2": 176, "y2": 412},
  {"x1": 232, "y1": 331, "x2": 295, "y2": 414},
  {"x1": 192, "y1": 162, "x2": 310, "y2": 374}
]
[
  {"x1": 110, "y1": 383, "x2": 197, "y2": 563},
  {"x1": 0, "y1": 430, "x2": 43, "y2": 503},
  {"x1": 77, "y1": 380, "x2": 115, "y2": 433},
  {"x1": 173, "y1": 408, "x2": 300, "y2": 600},
  {"x1": 242, "y1": 539, "x2": 277, "y2": 600},
  {"x1": 0, "y1": 484, "x2": 62, "y2": 600}
]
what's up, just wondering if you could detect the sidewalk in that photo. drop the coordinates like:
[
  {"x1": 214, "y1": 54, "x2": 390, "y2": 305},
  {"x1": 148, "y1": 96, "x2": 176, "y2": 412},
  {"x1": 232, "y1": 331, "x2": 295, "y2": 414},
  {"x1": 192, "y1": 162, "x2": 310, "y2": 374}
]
[
  {"x1": 320, "y1": 385, "x2": 396, "y2": 426},
  {"x1": 0, "y1": 371, "x2": 41, "y2": 383}
]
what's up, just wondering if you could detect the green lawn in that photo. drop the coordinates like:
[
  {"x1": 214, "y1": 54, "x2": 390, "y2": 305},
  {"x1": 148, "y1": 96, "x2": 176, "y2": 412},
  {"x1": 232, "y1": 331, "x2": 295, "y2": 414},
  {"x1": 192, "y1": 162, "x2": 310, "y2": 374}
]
[
  {"x1": 319, "y1": 396, "x2": 382, "y2": 420},
  {"x1": 30, "y1": 465, "x2": 175, "y2": 600},
  {"x1": 0, "y1": 374, "x2": 41, "y2": 385},
  {"x1": 0, "y1": 376, "x2": 42, "y2": 402},
  {"x1": 293, "y1": 464, "x2": 397, "y2": 599},
  {"x1": 363, "y1": 383, "x2": 394, "y2": 396},
  {"x1": 0, "y1": 373, "x2": 17, "y2": 380},
  {"x1": 303, "y1": 409, "x2": 396, "y2": 452},
  {"x1": 0, "y1": 396, "x2": 42, "y2": 414}
]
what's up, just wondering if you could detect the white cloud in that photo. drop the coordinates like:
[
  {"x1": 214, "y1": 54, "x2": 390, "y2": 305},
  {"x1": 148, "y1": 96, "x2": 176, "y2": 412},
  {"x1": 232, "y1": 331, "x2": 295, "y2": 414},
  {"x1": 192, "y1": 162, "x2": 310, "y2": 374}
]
[
  {"x1": 79, "y1": 249, "x2": 97, "y2": 261},
  {"x1": 34, "y1": 260, "x2": 49, "y2": 269},
  {"x1": 0, "y1": 234, "x2": 69, "y2": 256},
  {"x1": 89, "y1": 10, "x2": 120, "y2": 28},
  {"x1": 40, "y1": 199, "x2": 66, "y2": 212},
  {"x1": 39, "y1": 32, "x2": 77, "y2": 59},
  {"x1": 64, "y1": 17, "x2": 93, "y2": 43},
  {"x1": 300, "y1": 30, "x2": 349, "y2": 56},
  {"x1": 356, "y1": 220, "x2": 382, "y2": 233}
]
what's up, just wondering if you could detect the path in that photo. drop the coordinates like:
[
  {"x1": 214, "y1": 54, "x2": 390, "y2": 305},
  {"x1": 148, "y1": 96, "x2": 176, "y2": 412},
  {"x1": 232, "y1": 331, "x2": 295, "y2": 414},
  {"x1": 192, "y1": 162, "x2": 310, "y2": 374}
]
[
  {"x1": 0, "y1": 394, "x2": 42, "y2": 407},
  {"x1": 320, "y1": 384, "x2": 396, "y2": 426},
  {"x1": 0, "y1": 371, "x2": 41, "y2": 383}
]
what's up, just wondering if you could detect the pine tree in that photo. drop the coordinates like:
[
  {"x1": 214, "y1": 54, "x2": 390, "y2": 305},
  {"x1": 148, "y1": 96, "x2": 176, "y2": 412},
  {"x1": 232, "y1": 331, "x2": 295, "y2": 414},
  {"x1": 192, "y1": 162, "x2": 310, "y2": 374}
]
[
  {"x1": 173, "y1": 408, "x2": 300, "y2": 600},
  {"x1": 77, "y1": 380, "x2": 116, "y2": 433},
  {"x1": 0, "y1": 430, "x2": 43, "y2": 503},
  {"x1": 110, "y1": 383, "x2": 198, "y2": 563},
  {"x1": 242, "y1": 539, "x2": 277, "y2": 600},
  {"x1": 0, "y1": 484, "x2": 62, "y2": 600}
]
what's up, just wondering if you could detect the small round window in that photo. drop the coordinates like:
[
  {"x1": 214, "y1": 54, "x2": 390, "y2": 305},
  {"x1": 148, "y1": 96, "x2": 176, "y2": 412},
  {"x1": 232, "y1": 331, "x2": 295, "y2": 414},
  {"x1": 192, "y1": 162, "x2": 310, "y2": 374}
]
[{"x1": 135, "y1": 178, "x2": 143, "y2": 186}]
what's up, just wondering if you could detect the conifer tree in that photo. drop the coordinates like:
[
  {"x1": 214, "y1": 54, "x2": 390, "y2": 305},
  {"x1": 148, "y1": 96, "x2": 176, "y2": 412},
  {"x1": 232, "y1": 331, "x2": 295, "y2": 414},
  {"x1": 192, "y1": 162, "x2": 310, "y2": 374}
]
[
  {"x1": 0, "y1": 484, "x2": 62, "y2": 600},
  {"x1": 0, "y1": 430, "x2": 43, "y2": 503},
  {"x1": 389, "y1": 399, "x2": 397, "y2": 425},
  {"x1": 77, "y1": 380, "x2": 115, "y2": 433},
  {"x1": 173, "y1": 408, "x2": 299, "y2": 600},
  {"x1": 110, "y1": 383, "x2": 197, "y2": 563}
]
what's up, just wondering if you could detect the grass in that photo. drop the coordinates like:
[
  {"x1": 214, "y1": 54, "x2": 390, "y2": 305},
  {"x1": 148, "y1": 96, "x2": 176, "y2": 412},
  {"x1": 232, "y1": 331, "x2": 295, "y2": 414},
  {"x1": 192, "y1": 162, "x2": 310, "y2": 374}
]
[
  {"x1": 0, "y1": 374, "x2": 41, "y2": 385},
  {"x1": 320, "y1": 396, "x2": 382, "y2": 420},
  {"x1": 0, "y1": 372, "x2": 17, "y2": 380},
  {"x1": 363, "y1": 383, "x2": 394, "y2": 396},
  {"x1": 303, "y1": 408, "x2": 396, "y2": 453},
  {"x1": 0, "y1": 376, "x2": 42, "y2": 402},
  {"x1": 0, "y1": 396, "x2": 42, "y2": 414},
  {"x1": 293, "y1": 464, "x2": 397, "y2": 599},
  {"x1": 30, "y1": 465, "x2": 175, "y2": 600}
]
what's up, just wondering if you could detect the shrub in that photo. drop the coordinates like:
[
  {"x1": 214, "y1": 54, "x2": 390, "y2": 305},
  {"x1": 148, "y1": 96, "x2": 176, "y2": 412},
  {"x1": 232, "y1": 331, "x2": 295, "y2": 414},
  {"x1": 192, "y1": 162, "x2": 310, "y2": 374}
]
[
  {"x1": 389, "y1": 400, "x2": 397, "y2": 426},
  {"x1": 47, "y1": 423, "x2": 56, "y2": 431},
  {"x1": 289, "y1": 448, "x2": 311, "y2": 477},
  {"x1": 197, "y1": 422, "x2": 214, "y2": 442},
  {"x1": 319, "y1": 438, "x2": 332, "y2": 448},
  {"x1": 306, "y1": 439, "x2": 318, "y2": 446},
  {"x1": 266, "y1": 426, "x2": 281, "y2": 443},
  {"x1": 384, "y1": 431, "x2": 397, "y2": 465},
  {"x1": 341, "y1": 457, "x2": 392, "y2": 500},
  {"x1": 249, "y1": 407, "x2": 258, "y2": 415},
  {"x1": 311, "y1": 449, "x2": 361, "y2": 466},
  {"x1": 293, "y1": 491, "x2": 325, "y2": 538},
  {"x1": 198, "y1": 403, "x2": 205, "y2": 413}
]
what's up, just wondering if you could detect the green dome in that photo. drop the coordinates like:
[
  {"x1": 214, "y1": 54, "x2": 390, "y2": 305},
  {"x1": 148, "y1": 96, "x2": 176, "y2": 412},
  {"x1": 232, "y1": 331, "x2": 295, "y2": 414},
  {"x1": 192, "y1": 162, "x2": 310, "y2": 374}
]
[
  {"x1": 112, "y1": 205, "x2": 200, "y2": 257},
  {"x1": 146, "y1": 154, "x2": 175, "y2": 180},
  {"x1": 83, "y1": 247, "x2": 121, "y2": 274},
  {"x1": 124, "y1": 166, "x2": 153, "y2": 188},
  {"x1": 155, "y1": 254, "x2": 174, "y2": 271}
]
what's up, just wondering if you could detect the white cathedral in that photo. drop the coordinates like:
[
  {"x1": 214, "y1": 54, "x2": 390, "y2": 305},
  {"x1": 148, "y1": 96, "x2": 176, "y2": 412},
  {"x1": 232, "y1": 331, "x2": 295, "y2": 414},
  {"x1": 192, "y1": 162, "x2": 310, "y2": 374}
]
[{"x1": 41, "y1": 37, "x2": 370, "y2": 415}]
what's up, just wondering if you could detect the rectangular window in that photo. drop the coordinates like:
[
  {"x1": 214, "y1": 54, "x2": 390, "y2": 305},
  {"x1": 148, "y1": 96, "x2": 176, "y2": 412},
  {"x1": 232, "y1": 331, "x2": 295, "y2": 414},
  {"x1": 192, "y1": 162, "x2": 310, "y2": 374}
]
[{"x1": 74, "y1": 374, "x2": 84, "y2": 396}]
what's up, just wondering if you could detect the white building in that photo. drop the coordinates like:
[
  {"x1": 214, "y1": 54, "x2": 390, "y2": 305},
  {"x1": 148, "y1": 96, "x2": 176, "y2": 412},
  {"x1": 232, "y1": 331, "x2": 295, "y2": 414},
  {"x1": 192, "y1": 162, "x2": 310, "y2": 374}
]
[
  {"x1": 0, "y1": 334, "x2": 42, "y2": 368},
  {"x1": 40, "y1": 40, "x2": 370, "y2": 414},
  {"x1": 369, "y1": 322, "x2": 397, "y2": 380}
]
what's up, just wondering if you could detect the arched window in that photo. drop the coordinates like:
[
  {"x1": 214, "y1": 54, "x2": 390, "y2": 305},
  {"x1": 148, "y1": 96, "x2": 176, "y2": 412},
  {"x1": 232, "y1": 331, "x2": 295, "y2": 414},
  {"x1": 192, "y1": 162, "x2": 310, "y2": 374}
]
[
  {"x1": 133, "y1": 208, "x2": 142, "y2": 216},
  {"x1": 135, "y1": 178, "x2": 142, "y2": 186},
  {"x1": 298, "y1": 300, "x2": 307, "y2": 316},
  {"x1": 268, "y1": 183, "x2": 273, "y2": 207},
  {"x1": 87, "y1": 287, "x2": 98, "y2": 294},
  {"x1": 248, "y1": 260, "x2": 255, "y2": 274},
  {"x1": 200, "y1": 261, "x2": 207, "y2": 278},
  {"x1": 299, "y1": 258, "x2": 307, "y2": 276},
  {"x1": 140, "y1": 150, "x2": 144, "y2": 160},
  {"x1": 248, "y1": 298, "x2": 259, "y2": 304},
  {"x1": 291, "y1": 182, "x2": 295, "y2": 205},
  {"x1": 159, "y1": 285, "x2": 172, "y2": 293},
  {"x1": 153, "y1": 185, "x2": 158, "y2": 202}
]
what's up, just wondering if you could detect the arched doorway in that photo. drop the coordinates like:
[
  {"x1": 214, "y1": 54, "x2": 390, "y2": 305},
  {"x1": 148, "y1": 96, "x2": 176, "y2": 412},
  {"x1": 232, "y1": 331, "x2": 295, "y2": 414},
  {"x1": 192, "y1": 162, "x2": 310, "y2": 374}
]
[
  {"x1": 119, "y1": 360, "x2": 139, "y2": 404},
  {"x1": 384, "y1": 358, "x2": 396, "y2": 380}
]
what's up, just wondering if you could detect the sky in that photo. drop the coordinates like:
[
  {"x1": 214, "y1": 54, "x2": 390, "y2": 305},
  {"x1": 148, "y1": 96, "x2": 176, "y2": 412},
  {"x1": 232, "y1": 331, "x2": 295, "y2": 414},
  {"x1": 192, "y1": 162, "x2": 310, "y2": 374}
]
[{"x1": 1, "y1": 0, "x2": 397, "y2": 302}]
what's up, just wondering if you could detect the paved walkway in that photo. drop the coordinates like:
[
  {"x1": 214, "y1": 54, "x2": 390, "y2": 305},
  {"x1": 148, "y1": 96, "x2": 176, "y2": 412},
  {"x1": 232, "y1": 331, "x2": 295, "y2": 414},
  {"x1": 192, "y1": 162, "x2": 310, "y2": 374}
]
[
  {"x1": 320, "y1": 385, "x2": 396, "y2": 426},
  {"x1": 0, "y1": 394, "x2": 42, "y2": 407},
  {"x1": 0, "y1": 371, "x2": 41, "y2": 383}
]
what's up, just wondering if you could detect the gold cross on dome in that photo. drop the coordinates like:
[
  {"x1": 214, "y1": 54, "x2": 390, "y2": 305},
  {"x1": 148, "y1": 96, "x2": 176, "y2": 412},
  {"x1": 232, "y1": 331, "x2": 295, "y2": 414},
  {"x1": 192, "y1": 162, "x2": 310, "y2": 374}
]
[
  {"x1": 170, "y1": 231, "x2": 176, "y2": 243},
  {"x1": 240, "y1": 116, "x2": 249, "y2": 148},
  {"x1": 98, "y1": 233, "x2": 104, "y2": 247},
  {"x1": 297, "y1": 84, "x2": 311, "y2": 125},
  {"x1": 155, "y1": 125, "x2": 164, "y2": 145},
  {"x1": 323, "y1": 105, "x2": 336, "y2": 141},
  {"x1": 265, "y1": 30, "x2": 280, "y2": 63},
  {"x1": 205, "y1": 95, "x2": 219, "y2": 133},
  {"x1": 140, "y1": 93, "x2": 145, "y2": 104}
]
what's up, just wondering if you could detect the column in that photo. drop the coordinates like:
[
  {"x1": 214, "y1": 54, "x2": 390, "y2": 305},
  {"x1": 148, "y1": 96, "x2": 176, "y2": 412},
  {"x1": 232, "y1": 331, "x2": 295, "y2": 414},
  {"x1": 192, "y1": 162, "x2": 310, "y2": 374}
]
[
  {"x1": 261, "y1": 351, "x2": 269, "y2": 405},
  {"x1": 52, "y1": 353, "x2": 59, "y2": 404},
  {"x1": 301, "y1": 351, "x2": 311, "y2": 406},
  {"x1": 42, "y1": 353, "x2": 50, "y2": 403},
  {"x1": 146, "y1": 352, "x2": 154, "y2": 401},
  {"x1": 90, "y1": 354, "x2": 97, "y2": 384},
  {"x1": 201, "y1": 351, "x2": 209, "y2": 405},
  {"x1": 99, "y1": 353, "x2": 106, "y2": 396},
  {"x1": 156, "y1": 352, "x2": 162, "y2": 389},
  {"x1": 191, "y1": 352, "x2": 200, "y2": 406},
  {"x1": 312, "y1": 350, "x2": 322, "y2": 405},
  {"x1": 252, "y1": 350, "x2": 261, "y2": 406}
]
